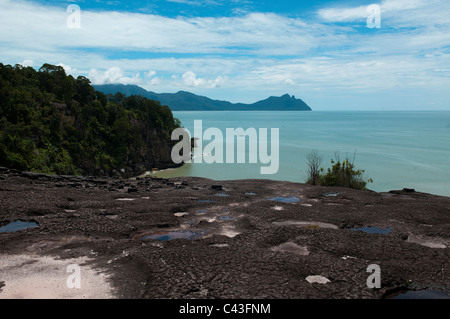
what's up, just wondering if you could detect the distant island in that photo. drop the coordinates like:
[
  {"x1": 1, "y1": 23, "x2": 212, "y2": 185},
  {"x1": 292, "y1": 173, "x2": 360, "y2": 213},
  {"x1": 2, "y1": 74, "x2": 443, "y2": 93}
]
[{"x1": 94, "y1": 84, "x2": 312, "y2": 111}]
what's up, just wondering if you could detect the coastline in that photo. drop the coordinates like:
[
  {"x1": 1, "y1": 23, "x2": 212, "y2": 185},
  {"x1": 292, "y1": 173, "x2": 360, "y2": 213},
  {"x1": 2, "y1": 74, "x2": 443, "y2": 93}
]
[{"x1": 168, "y1": 111, "x2": 450, "y2": 197}]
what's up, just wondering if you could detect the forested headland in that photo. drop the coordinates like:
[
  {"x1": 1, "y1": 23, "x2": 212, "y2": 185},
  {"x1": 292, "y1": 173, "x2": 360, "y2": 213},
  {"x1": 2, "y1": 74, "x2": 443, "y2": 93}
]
[{"x1": 0, "y1": 63, "x2": 182, "y2": 177}]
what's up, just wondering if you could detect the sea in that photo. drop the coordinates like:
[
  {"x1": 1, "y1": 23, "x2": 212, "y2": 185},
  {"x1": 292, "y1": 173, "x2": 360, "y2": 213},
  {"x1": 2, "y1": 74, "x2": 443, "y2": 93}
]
[{"x1": 150, "y1": 111, "x2": 450, "y2": 197}]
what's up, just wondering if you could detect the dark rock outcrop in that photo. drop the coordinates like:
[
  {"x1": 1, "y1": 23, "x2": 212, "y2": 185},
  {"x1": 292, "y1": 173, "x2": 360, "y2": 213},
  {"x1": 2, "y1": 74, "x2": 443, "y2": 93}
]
[{"x1": 0, "y1": 169, "x2": 449, "y2": 299}]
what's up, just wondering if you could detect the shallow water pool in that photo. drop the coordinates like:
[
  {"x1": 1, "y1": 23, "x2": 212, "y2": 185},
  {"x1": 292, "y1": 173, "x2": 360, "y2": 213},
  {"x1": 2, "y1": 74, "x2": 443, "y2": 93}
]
[
  {"x1": 388, "y1": 289, "x2": 450, "y2": 299},
  {"x1": 268, "y1": 196, "x2": 301, "y2": 203},
  {"x1": 0, "y1": 220, "x2": 39, "y2": 233},
  {"x1": 350, "y1": 226, "x2": 392, "y2": 234},
  {"x1": 138, "y1": 230, "x2": 207, "y2": 241}
]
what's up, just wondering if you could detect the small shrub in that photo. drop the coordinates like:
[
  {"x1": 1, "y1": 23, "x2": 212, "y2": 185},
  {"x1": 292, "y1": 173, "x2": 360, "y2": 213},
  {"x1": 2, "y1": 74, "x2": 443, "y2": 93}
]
[
  {"x1": 306, "y1": 149, "x2": 323, "y2": 186},
  {"x1": 306, "y1": 151, "x2": 373, "y2": 190}
]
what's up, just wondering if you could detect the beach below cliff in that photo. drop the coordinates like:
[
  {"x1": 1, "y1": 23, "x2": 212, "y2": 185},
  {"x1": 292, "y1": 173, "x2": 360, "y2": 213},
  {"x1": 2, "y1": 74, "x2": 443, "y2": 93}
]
[{"x1": 0, "y1": 167, "x2": 449, "y2": 299}]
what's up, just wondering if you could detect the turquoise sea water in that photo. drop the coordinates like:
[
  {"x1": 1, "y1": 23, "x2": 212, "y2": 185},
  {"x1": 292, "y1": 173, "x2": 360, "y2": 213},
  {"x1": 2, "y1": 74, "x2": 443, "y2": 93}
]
[{"x1": 152, "y1": 111, "x2": 450, "y2": 197}]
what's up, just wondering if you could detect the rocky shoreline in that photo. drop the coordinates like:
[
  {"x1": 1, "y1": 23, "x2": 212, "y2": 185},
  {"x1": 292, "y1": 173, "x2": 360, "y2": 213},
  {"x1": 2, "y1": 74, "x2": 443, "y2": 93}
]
[{"x1": 0, "y1": 167, "x2": 449, "y2": 299}]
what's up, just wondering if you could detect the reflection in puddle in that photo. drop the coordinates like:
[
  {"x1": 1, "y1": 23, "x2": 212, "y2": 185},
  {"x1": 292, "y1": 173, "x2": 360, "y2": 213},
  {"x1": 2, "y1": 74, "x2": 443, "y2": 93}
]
[
  {"x1": 324, "y1": 192, "x2": 340, "y2": 197},
  {"x1": 0, "y1": 220, "x2": 39, "y2": 233},
  {"x1": 219, "y1": 216, "x2": 233, "y2": 220},
  {"x1": 215, "y1": 193, "x2": 230, "y2": 197},
  {"x1": 387, "y1": 289, "x2": 450, "y2": 299},
  {"x1": 137, "y1": 230, "x2": 207, "y2": 241},
  {"x1": 198, "y1": 200, "x2": 215, "y2": 203},
  {"x1": 268, "y1": 196, "x2": 301, "y2": 203},
  {"x1": 197, "y1": 209, "x2": 209, "y2": 215},
  {"x1": 350, "y1": 226, "x2": 392, "y2": 234},
  {"x1": 245, "y1": 192, "x2": 256, "y2": 196}
]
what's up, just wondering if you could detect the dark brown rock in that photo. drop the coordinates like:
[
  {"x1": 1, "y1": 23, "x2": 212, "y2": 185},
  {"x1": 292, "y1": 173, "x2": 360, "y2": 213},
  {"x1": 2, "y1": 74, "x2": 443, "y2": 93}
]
[{"x1": 0, "y1": 170, "x2": 449, "y2": 299}]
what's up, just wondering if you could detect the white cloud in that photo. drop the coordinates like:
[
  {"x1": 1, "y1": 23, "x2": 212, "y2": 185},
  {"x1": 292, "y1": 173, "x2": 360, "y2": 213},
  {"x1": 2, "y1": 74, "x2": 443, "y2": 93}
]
[
  {"x1": 182, "y1": 71, "x2": 227, "y2": 88},
  {"x1": 382, "y1": 0, "x2": 423, "y2": 11},
  {"x1": 166, "y1": 0, "x2": 221, "y2": 6},
  {"x1": 88, "y1": 67, "x2": 142, "y2": 85},
  {"x1": 146, "y1": 70, "x2": 157, "y2": 78},
  {"x1": 0, "y1": 0, "x2": 343, "y2": 56},
  {"x1": 21, "y1": 59, "x2": 34, "y2": 67},
  {"x1": 144, "y1": 70, "x2": 162, "y2": 86},
  {"x1": 318, "y1": 0, "x2": 435, "y2": 25},
  {"x1": 1, "y1": 0, "x2": 450, "y2": 109},
  {"x1": 57, "y1": 63, "x2": 77, "y2": 75},
  {"x1": 318, "y1": 5, "x2": 368, "y2": 22},
  {"x1": 149, "y1": 77, "x2": 162, "y2": 86},
  {"x1": 284, "y1": 78, "x2": 295, "y2": 85}
]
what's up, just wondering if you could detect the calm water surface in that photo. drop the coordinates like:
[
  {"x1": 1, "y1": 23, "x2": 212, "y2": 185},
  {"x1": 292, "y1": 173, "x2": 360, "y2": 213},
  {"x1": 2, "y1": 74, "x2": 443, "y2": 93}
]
[{"x1": 152, "y1": 111, "x2": 450, "y2": 197}]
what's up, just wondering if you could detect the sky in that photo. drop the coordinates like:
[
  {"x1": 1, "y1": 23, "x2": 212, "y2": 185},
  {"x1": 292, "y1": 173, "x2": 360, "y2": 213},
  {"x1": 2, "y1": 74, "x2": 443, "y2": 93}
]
[{"x1": 1, "y1": 0, "x2": 450, "y2": 110}]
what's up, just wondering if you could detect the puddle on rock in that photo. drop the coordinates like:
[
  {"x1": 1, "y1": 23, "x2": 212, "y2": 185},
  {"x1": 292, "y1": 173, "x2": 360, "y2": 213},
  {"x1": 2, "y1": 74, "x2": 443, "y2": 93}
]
[
  {"x1": 196, "y1": 209, "x2": 209, "y2": 215},
  {"x1": 268, "y1": 196, "x2": 301, "y2": 203},
  {"x1": 219, "y1": 216, "x2": 233, "y2": 220},
  {"x1": 245, "y1": 192, "x2": 256, "y2": 196},
  {"x1": 197, "y1": 199, "x2": 215, "y2": 203},
  {"x1": 215, "y1": 193, "x2": 230, "y2": 197},
  {"x1": 0, "y1": 220, "x2": 39, "y2": 233},
  {"x1": 350, "y1": 226, "x2": 392, "y2": 234},
  {"x1": 324, "y1": 192, "x2": 340, "y2": 197},
  {"x1": 136, "y1": 230, "x2": 207, "y2": 241},
  {"x1": 386, "y1": 289, "x2": 450, "y2": 299}
]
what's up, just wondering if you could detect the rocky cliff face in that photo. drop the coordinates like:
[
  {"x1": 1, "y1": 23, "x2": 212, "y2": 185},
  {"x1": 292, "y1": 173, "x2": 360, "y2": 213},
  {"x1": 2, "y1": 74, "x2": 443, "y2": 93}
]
[{"x1": 118, "y1": 128, "x2": 181, "y2": 178}]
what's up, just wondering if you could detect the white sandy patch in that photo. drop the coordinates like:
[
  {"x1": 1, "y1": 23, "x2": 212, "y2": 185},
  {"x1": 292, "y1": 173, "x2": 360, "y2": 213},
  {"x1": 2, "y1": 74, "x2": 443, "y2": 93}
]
[
  {"x1": 272, "y1": 220, "x2": 339, "y2": 229},
  {"x1": 217, "y1": 225, "x2": 241, "y2": 238},
  {"x1": 306, "y1": 275, "x2": 331, "y2": 284},
  {"x1": 174, "y1": 212, "x2": 189, "y2": 217},
  {"x1": 271, "y1": 242, "x2": 310, "y2": 256},
  {"x1": 271, "y1": 206, "x2": 284, "y2": 211},
  {"x1": 0, "y1": 253, "x2": 115, "y2": 299},
  {"x1": 341, "y1": 255, "x2": 357, "y2": 260},
  {"x1": 407, "y1": 234, "x2": 447, "y2": 249}
]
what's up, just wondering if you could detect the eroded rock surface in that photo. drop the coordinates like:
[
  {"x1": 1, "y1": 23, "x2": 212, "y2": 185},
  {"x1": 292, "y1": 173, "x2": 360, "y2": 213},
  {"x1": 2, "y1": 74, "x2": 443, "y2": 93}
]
[{"x1": 0, "y1": 169, "x2": 449, "y2": 299}]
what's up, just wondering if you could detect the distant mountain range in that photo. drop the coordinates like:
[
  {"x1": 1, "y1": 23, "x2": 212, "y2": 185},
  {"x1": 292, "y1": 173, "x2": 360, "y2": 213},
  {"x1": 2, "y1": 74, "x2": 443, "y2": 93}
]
[{"x1": 94, "y1": 84, "x2": 312, "y2": 111}]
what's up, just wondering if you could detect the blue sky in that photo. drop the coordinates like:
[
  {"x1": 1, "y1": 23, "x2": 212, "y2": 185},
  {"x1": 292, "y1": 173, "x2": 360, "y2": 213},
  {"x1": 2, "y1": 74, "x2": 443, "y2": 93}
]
[{"x1": 1, "y1": 0, "x2": 450, "y2": 110}]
